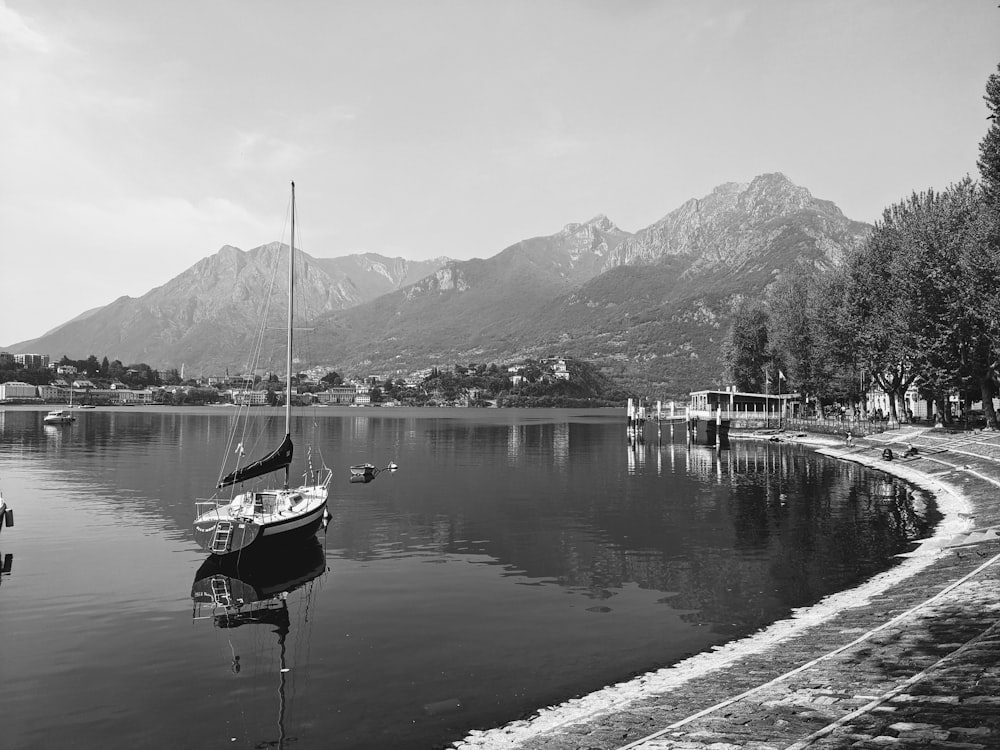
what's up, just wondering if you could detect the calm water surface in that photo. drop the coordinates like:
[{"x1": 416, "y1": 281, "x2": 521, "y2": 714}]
[{"x1": 0, "y1": 407, "x2": 939, "y2": 749}]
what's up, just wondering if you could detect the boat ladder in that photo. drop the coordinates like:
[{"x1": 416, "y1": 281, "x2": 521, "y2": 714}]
[
  {"x1": 210, "y1": 575, "x2": 233, "y2": 607},
  {"x1": 210, "y1": 520, "x2": 234, "y2": 554}
]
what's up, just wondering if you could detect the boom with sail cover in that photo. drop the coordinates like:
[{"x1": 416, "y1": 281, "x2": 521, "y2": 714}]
[{"x1": 217, "y1": 433, "x2": 293, "y2": 488}]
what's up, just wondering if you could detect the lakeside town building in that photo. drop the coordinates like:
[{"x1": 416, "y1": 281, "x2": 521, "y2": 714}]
[
  {"x1": 0, "y1": 381, "x2": 39, "y2": 401},
  {"x1": 14, "y1": 353, "x2": 49, "y2": 369}
]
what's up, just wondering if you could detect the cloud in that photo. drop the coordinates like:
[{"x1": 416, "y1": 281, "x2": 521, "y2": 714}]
[
  {"x1": 229, "y1": 130, "x2": 309, "y2": 171},
  {"x1": 0, "y1": 1, "x2": 49, "y2": 53}
]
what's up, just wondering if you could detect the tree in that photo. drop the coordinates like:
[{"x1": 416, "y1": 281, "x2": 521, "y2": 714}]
[
  {"x1": 900, "y1": 181, "x2": 997, "y2": 428},
  {"x1": 125, "y1": 363, "x2": 160, "y2": 387},
  {"x1": 108, "y1": 359, "x2": 126, "y2": 381},
  {"x1": 974, "y1": 61, "x2": 1000, "y2": 428},
  {"x1": 840, "y1": 200, "x2": 921, "y2": 422},
  {"x1": 320, "y1": 371, "x2": 343, "y2": 386},
  {"x1": 841, "y1": 180, "x2": 998, "y2": 426},
  {"x1": 810, "y1": 268, "x2": 866, "y2": 406},
  {"x1": 722, "y1": 297, "x2": 771, "y2": 391},
  {"x1": 978, "y1": 62, "x2": 1000, "y2": 211},
  {"x1": 767, "y1": 270, "x2": 817, "y2": 396}
]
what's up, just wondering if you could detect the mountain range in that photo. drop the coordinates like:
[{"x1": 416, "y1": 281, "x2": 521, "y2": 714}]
[{"x1": 8, "y1": 173, "x2": 871, "y2": 397}]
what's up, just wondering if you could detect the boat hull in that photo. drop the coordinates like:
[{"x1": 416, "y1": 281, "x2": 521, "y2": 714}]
[
  {"x1": 43, "y1": 411, "x2": 75, "y2": 424},
  {"x1": 193, "y1": 488, "x2": 328, "y2": 557}
]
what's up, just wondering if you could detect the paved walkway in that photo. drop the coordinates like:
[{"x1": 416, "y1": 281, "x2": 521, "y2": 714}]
[{"x1": 455, "y1": 428, "x2": 1000, "y2": 750}]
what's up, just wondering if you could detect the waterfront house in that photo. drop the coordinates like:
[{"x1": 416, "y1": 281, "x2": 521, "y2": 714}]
[
  {"x1": 317, "y1": 386, "x2": 358, "y2": 405},
  {"x1": 37, "y1": 384, "x2": 65, "y2": 401},
  {"x1": 689, "y1": 387, "x2": 800, "y2": 424},
  {"x1": 230, "y1": 389, "x2": 268, "y2": 406}
]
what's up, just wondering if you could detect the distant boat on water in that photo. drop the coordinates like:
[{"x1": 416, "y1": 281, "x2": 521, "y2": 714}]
[
  {"x1": 43, "y1": 409, "x2": 75, "y2": 425},
  {"x1": 44, "y1": 385, "x2": 85, "y2": 422}
]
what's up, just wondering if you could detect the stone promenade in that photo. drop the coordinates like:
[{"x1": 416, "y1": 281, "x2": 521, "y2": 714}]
[{"x1": 455, "y1": 428, "x2": 1000, "y2": 750}]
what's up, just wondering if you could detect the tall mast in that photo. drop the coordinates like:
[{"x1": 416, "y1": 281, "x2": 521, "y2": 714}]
[{"x1": 286, "y1": 181, "x2": 295, "y2": 438}]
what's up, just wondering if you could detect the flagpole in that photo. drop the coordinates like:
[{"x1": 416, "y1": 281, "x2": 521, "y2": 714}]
[
  {"x1": 778, "y1": 370, "x2": 782, "y2": 428},
  {"x1": 764, "y1": 365, "x2": 771, "y2": 427}
]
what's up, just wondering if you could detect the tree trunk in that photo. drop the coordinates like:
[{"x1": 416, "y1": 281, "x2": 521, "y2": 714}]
[
  {"x1": 886, "y1": 388, "x2": 900, "y2": 422},
  {"x1": 895, "y1": 392, "x2": 908, "y2": 422},
  {"x1": 934, "y1": 395, "x2": 949, "y2": 426},
  {"x1": 981, "y1": 374, "x2": 999, "y2": 430}
]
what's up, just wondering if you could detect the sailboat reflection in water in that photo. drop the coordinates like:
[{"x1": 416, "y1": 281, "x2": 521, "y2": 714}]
[{"x1": 191, "y1": 536, "x2": 327, "y2": 748}]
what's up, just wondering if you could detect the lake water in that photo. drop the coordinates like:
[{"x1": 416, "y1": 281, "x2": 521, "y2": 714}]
[{"x1": 0, "y1": 406, "x2": 939, "y2": 749}]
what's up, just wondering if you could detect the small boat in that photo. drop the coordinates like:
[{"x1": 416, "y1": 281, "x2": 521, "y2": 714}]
[
  {"x1": 43, "y1": 409, "x2": 75, "y2": 425},
  {"x1": 349, "y1": 463, "x2": 378, "y2": 484},
  {"x1": 78, "y1": 404, "x2": 96, "y2": 410},
  {"x1": 348, "y1": 461, "x2": 399, "y2": 484},
  {"x1": 46, "y1": 383, "x2": 80, "y2": 422},
  {"x1": 193, "y1": 182, "x2": 332, "y2": 557}
]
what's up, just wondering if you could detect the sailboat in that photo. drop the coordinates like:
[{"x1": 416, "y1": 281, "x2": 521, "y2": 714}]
[{"x1": 193, "y1": 182, "x2": 332, "y2": 557}]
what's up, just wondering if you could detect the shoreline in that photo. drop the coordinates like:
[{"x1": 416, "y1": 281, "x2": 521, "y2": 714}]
[{"x1": 454, "y1": 428, "x2": 979, "y2": 750}]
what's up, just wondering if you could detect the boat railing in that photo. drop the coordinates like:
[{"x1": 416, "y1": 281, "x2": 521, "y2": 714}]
[
  {"x1": 195, "y1": 499, "x2": 228, "y2": 516},
  {"x1": 303, "y1": 466, "x2": 334, "y2": 490}
]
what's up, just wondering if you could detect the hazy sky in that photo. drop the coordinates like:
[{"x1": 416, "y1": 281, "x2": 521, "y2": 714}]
[{"x1": 2, "y1": 0, "x2": 998, "y2": 347}]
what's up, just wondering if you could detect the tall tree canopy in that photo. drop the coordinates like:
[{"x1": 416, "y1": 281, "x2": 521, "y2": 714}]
[
  {"x1": 722, "y1": 297, "x2": 771, "y2": 391},
  {"x1": 978, "y1": 62, "x2": 1000, "y2": 210},
  {"x1": 839, "y1": 179, "x2": 998, "y2": 425}
]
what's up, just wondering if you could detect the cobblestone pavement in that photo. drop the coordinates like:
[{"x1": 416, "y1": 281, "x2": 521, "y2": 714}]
[{"x1": 455, "y1": 429, "x2": 1000, "y2": 750}]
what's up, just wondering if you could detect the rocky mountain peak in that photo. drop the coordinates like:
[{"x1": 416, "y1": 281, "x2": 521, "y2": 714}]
[
  {"x1": 741, "y1": 172, "x2": 811, "y2": 211},
  {"x1": 584, "y1": 214, "x2": 618, "y2": 233},
  {"x1": 561, "y1": 214, "x2": 621, "y2": 236},
  {"x1": 603, "y1": 173, "x2": 867, "y2": 271}
]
